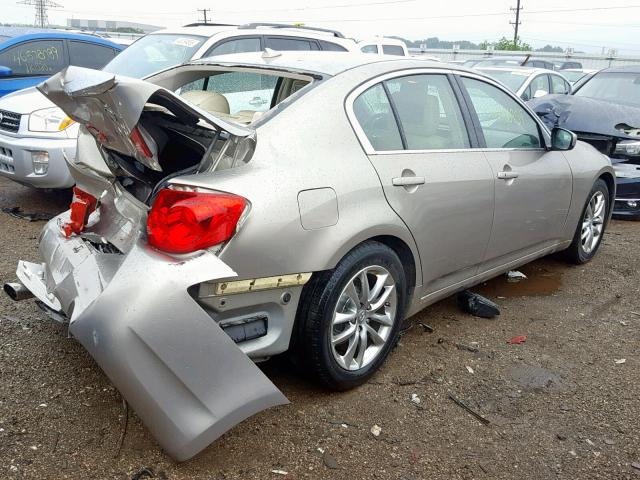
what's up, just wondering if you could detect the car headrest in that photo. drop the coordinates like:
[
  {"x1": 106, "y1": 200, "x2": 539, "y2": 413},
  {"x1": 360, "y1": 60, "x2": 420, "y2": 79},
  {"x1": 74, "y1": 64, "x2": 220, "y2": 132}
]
[{"x1": 180, "y1": 90, "x2": 230, "y2": 115}]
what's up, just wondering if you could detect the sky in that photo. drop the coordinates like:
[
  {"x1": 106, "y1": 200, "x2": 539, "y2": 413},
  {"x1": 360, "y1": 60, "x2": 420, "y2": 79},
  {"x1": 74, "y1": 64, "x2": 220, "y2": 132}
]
[{"x1": 3, "y1": 0, "x2": 640, "y2": 55}]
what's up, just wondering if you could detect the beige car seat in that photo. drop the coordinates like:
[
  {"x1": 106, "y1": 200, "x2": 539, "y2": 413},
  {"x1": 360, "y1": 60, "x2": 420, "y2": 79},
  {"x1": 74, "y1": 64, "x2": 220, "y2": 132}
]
[{"x1": 180, "y1": 90, "x2": 230, "y2": 115}]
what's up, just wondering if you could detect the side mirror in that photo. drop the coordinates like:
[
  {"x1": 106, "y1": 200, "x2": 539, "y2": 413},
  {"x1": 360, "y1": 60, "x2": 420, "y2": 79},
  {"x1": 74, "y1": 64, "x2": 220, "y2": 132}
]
[
  {"x1": 533, "y1": 89, "x2": 548, "y2": 98},
  {"x1": 551, "y1": 127, "x2": 577, "y2": 151},
  {"x1": 0, "y1": 66, "x2": 12, "y2": 77}
]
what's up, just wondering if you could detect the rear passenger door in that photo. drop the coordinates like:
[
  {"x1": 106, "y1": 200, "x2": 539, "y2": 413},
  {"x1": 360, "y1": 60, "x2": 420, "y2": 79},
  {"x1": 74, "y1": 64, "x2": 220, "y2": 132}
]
[{"x1": 349, "y1": 71, "x2": 495, "y2": 296}]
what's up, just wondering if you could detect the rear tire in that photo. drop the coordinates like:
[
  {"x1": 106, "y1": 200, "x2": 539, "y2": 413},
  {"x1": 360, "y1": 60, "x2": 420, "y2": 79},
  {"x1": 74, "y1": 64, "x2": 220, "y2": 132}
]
[
  {"x1": 294, "y1": 241, "x2": 407, "y2": 391},
  {"x1": 563, "y1": 179, "x2": 609, "y2": 264}
]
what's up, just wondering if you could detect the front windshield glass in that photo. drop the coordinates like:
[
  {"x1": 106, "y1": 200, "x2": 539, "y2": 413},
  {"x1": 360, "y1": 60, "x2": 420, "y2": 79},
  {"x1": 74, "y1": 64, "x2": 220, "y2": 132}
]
[
  {"x1": 574, "y1": 72, "x2": 640, "y2": 106},
  {"x1": 103, "y1": 34, "x2": 205, "y2": 78},
  {"x1": 482, "y1": 70, "x2": 529, "y2": 92}
]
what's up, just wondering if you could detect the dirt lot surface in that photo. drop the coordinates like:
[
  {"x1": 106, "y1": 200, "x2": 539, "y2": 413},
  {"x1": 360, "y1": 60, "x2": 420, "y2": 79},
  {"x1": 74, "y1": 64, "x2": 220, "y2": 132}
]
[{"x1": 1, "y1": 176, "x2": 639, "y2": 479}]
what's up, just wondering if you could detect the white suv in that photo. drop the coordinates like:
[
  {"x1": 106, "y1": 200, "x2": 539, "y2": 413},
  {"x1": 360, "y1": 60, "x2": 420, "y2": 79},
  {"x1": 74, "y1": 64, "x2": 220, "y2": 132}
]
[{"x1": 0, "y1": 23, "x2": 357, "y2": 189}]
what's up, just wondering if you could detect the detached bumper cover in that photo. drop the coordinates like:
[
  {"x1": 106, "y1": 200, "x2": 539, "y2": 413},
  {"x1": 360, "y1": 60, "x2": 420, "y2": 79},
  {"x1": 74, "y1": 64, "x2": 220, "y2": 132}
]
[{"x1": 18, "y1": 216, "x2": 288, "y2": 461}]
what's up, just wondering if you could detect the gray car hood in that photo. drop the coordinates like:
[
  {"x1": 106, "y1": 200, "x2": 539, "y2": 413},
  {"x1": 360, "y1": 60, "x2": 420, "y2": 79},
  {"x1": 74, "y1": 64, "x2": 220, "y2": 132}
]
[
  {"x1": 529, "y1": 94, "x2": 640, "y2": 139},
  {"x1": 0, "y1": 86, "x2": 56, "y2": 114}
]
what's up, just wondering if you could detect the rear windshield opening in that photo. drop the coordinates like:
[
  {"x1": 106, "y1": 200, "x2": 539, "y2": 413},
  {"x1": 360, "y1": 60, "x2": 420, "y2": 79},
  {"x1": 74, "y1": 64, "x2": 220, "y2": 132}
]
[{"x1": 171, "y1": 68, "x2": 314, "y2": 125}]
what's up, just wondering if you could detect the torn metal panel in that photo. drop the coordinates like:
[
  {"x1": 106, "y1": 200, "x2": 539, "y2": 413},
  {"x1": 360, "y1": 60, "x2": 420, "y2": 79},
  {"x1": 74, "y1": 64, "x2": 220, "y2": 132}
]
[{"x1": 14, "y1": 215, "x2": 288, "y2": 461}]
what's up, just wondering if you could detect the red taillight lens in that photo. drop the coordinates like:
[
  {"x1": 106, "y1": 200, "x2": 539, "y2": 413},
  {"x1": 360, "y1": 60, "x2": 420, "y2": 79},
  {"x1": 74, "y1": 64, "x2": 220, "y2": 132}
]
[
  {"x1": 130, "y1": 126, "x2": 152, "y2": 158},
  {"x1": 147, "y1": 189, "x2": 247, "y2": 254}
]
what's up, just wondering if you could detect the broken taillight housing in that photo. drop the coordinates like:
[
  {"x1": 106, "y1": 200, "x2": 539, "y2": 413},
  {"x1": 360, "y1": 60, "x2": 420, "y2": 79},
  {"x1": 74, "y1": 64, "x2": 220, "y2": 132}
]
[
  {"x1": 147, "y1": 189, "x2": 247, "y2": 254},
  {"x1": 62, "y1": 186, "x2": 97, "y2": 238}
]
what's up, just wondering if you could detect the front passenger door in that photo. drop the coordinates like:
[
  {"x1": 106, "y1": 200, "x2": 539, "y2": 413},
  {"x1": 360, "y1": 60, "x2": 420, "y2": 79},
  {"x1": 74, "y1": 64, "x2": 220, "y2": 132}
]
[{"x1": 459, "y1": 76, "x2": 572, "y2": 270}]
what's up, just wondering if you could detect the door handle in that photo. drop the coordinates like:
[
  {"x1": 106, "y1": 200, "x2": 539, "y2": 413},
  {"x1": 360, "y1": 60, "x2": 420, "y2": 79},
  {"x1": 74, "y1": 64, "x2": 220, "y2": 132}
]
[
  {"x1": 497, "y1": 171, "x2": 519, "y2": 180},
  {"x1": 392, "y1": 176, "x2": 426, "y2": 186}
]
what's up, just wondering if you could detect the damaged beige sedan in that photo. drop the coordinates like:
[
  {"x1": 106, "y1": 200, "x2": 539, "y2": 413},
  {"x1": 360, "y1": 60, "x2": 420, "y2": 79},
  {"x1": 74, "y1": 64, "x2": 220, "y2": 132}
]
[{"x1": 5, "y1": 52, "x2": 614, "y2": 460}]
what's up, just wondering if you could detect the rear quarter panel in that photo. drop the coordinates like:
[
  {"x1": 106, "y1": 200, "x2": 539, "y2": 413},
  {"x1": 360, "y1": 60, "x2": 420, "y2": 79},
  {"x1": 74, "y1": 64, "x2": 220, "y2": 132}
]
[{"x1": 175, "y1": 68, "x2": 422, "y2": 286}]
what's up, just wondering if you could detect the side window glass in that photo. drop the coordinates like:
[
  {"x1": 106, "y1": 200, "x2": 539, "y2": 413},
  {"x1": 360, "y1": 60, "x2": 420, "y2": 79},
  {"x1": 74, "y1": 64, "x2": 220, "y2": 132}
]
[
  {"x1": 68, "y1": 41, "x2": 117, "y2": 69},
  {"x1": 551, "y1": 74, "x2": 569, "y2": 94},
  {"x1": 461, "y1": 77, "x2": 541, "y2": 149},
  {"x1": 353, "y1": 83, "x2": 403, "y2": 151},
  {"x1": 382, "y1": 45, "x2": 404, "y2": 56},
  {"x1": 528, "y1": 74, "x2": 549, "y2": 98},
  {"x1": 385, "y1": 74, "x2": 470, "y2": 150},
  {"x1": 206, "y1": 37, "x2": 261, "y2": 56},
  {"x1": 360, "y1": 44, "x2": 378, "y2": 54},
  {"x1": 319, "y1": 40, "x2": 347, "y2": 52},
  {"x1": 265, "y1": 37, "x2": 315, "y2": 51},
  {"x1": 0, "y1": 40, "x2": 65, "y2": 76}
]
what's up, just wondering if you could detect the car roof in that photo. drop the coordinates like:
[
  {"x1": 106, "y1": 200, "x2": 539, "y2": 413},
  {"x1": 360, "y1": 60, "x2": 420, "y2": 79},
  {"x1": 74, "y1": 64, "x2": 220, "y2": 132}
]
[
  {"x1": 0, "y1": 31, "x2": 124, "y2": 50},
  {"x1": 190, "y1": 51, "x2": 447, "y2": 77},
  {"x1": 601, "y1": 64, "x2": 640, "y2": 74},
  {"x1": 148, "y1": 23, "x2": 348, "y2": 41},
  {"x1": 475, "y1": 66, "x2": 551, "y2": 75}
]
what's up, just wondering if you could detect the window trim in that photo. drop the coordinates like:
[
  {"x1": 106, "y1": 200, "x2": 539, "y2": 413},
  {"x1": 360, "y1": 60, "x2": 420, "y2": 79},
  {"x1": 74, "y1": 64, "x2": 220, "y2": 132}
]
[
  {"x1": 203, "y1": 35, "x2": 264, "y2": 58},
  {"x1": 264, "y1": 35, "x2": 321, "y2": 51},
  {"x1": 453, "y1": 72, "x2": 551, "y2": 151},
  {"x1": 345, "y1": 68, "x2": 479, "y2": 155}
]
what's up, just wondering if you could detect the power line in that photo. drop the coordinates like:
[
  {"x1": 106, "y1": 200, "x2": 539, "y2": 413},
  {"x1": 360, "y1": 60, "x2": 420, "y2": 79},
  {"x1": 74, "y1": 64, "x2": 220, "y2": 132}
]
[
  {"x1": 17, "y1": 0, "x2": 62, "y2": 27},
  {"x1": 510, "y1": 0, "x2": 522, "y2": 47},
  {"x1": 197, "y1": 8, "x2": 211, "y2": 24}
]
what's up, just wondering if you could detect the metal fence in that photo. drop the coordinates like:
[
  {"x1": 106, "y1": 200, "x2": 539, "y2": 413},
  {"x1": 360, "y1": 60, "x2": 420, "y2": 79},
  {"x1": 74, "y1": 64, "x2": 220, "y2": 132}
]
[{"x1": 410, "y1": 48, "x2": 640, "y2": 70}]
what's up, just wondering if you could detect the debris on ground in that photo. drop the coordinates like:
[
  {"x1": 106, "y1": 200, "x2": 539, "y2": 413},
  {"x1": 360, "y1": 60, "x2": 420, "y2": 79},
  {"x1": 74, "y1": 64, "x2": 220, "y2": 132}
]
[
  {"x1": 271, "y1": 469, "x2": 288, "y2": 475},
  {"x1": 323, "y1": 451, "x2": 339, "y2": 469},
  {"x1": 410, "y1": 393, "x2": 421, "y2": 405},
  {"x1": 465, "y1": 365, "x2": 475, "y2": 374},
  {"x1": 456, "y1": 342, "x2": 480, "y2": 353},
  {"x1": 614, "y1": 358, "x2": 626, "y2": 364},
  {"x1": 630, "y1": 312, "x2": 640, "y2": 317},
  {"x1": 448, "y1": 393, "x2": 491, "y2": 425},
  {"x1": 456, "y1": 290, "x2": 501, "y2": 318},
  {"x1": 131, "y1": 467, "x2": 155, "y2": 480},
  {"x1": 1, "y1": 207, "x2": 54, "y2": 222},
  {"x1": 507, "y1": 270, "x2": 528, "y2": 283},
  {"x1": 370, "y1": 424, "x2": 382, "y2": 437},
  {"x1": 507, "y1": 335, "x2": 528, "y2": 345},
  {"x1": 418, "y1": 322, "x2": 434, "y2": 333},
  {"x1": 631, "y1": 462, "x2": 640, "y2": 471}
]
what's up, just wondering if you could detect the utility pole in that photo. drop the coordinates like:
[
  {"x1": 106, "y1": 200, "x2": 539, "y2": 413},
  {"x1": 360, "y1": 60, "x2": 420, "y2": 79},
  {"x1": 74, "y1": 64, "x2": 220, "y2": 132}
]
[
  {"x1": 17, "y1": 0, "x2": 62, "y2": 28},
  {"x1": 510, "y1": 0, "x2": 522, "y2": 48},
  {"x1": 197, "y1": 8, "x2": 211, "y2": 24}
]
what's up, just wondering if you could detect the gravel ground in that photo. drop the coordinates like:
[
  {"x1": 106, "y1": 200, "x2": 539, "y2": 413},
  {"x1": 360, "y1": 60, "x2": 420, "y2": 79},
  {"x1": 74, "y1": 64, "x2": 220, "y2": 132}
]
[{"x1": 1, "y1": 176, "x2": 639, "y2": 480}]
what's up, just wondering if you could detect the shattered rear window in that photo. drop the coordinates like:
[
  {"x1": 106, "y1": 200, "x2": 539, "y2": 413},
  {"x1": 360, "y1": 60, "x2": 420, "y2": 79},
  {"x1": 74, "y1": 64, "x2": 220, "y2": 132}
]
[{"x1": 574, "y1": 72, "x2": 640, "y2": 106}]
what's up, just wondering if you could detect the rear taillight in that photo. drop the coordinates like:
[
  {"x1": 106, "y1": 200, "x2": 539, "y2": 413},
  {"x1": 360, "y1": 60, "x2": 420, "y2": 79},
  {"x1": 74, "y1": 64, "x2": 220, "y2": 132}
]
[{"x1": 147, "y1": 189, "x2": 247, "y2": 254}]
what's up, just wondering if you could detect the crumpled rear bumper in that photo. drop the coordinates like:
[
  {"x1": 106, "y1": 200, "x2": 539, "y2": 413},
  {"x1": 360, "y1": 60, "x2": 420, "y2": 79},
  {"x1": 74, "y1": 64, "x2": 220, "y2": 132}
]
[{"x1": 16, "y1": 216, "x2": 288, "y2": 461}]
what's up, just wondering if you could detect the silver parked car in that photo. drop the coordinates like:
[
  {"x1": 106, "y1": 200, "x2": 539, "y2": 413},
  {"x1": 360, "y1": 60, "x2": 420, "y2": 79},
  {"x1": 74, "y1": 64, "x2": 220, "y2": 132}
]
[
  {"x1": 6, "y1": 53, "x2": 614, "y2": 461},
  {"x1": 476, "y1": 66, "x2": 572, "y2": 101}
]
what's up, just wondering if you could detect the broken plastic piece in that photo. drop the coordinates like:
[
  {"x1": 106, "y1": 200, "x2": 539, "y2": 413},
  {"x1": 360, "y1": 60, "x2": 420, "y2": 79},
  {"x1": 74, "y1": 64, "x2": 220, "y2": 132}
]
[
  {"x1": 62, "y1": 187, "x2": 97, "y2": 238},
  {"x1": 507, "y1": 335, "x2": 527, "y2": 345},
  {"x1": 456, "y1": 290, "x2": 500, "y2": 318}
]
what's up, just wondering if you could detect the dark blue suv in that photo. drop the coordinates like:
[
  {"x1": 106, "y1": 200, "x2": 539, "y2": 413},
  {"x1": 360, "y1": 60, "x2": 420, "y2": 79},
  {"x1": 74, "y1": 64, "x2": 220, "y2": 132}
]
[{"x1": 0, "y1": 31, "x2": 124, "y2": 97}]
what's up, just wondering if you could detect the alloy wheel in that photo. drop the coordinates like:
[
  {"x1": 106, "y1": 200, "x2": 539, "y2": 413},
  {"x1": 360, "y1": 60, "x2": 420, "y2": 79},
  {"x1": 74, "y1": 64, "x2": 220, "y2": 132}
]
[
  {"x1": 581, "y1": 191, "x2": 606, "y2": 254},
  {"x1": 329, "y1": 265, "x2": 397, "y2": 371}
]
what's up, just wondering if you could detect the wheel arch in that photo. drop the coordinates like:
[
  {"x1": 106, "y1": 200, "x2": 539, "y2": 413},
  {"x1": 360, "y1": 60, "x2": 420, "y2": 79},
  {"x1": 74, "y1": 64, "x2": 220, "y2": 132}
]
[{"x1": 598, "y1": 171, "x2": 616, "y2": 220}]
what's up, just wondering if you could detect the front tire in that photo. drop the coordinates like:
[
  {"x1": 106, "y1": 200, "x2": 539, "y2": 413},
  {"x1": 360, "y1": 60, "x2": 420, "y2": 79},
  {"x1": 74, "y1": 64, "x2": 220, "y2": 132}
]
[
  {"x1": 564, "y1": 178, "x2": 609, "y2": 264},
  {"x1": 295, "y1": 241, "x2": 407, "y2": 391}
]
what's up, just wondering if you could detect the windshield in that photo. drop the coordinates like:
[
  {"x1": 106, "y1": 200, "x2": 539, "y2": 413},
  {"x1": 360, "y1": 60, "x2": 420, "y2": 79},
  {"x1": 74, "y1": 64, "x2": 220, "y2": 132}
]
[
  {"x1": 482, "y1": 70, "x2": 529, "y2": 92},
  {"x1": 574, "y1": 72, "x2": 640, "y2": 106},
  {"x1": 561, "y1": 71, "x2": 587, "y2": 83},
  {"x1": 103, "y1": 34, "x2": 205, "y2": 79}
]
